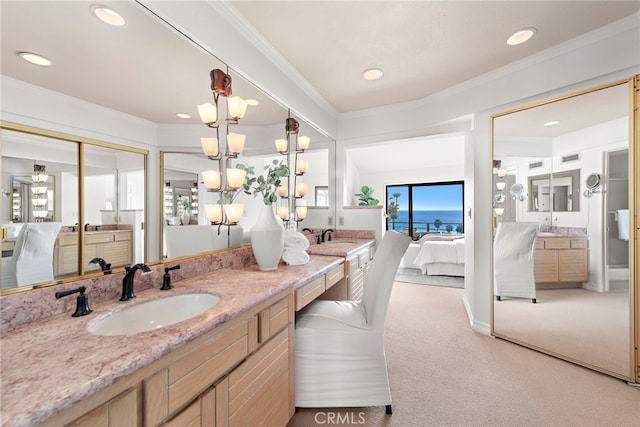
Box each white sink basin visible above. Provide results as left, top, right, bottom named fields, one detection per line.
left=88, top=293, right=220, bottom=336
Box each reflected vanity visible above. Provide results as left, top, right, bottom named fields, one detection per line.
left=492, top=80, right=634, bottom=380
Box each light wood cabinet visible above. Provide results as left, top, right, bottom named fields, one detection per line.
left=294, top=263, right=345, bottom=311
left=346, top=246, right=373, bottom=301
left=54, top=231, right=133, bottom=276
left=534, top=237, right=588, bottom=288
left=66, top=388, right=137, bottom=427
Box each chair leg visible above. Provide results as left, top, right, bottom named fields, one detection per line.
left=496, top=295, right=501, bottom=301
left=532, top=298, right=537, bottom=304
left=386, top=404, right=393, bottom=415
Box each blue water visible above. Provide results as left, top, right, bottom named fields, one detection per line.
left=387, top=210, right=463, bottom=232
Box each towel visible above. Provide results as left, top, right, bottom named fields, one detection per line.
left=616, top=209, right=629, bottom=241
left=282, top=249, right=310, bottom=266
left=284, top=230, right=310, bottom=250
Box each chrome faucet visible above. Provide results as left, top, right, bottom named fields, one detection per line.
left=121, top=263, right=151, bottom=301
left=321, top=228, right=334, bottom=242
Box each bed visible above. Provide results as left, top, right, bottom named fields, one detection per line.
left=401, top=234, right=465, bottom=277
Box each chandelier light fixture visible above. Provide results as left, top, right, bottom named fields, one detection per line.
left=199, top=68, right=251, bottom=231
left=31, top=163, right=49, bottom=221
left=275, top=112, right=310, bottom=227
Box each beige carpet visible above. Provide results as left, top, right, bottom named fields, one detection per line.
left=288, top=282, right=639, bottom=427
left=394, top=268, right=464, bottom=288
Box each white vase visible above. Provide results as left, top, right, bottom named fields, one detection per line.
left=181, top=211, right=191, bottom=225
left=250, top=204, right=285, bottom=271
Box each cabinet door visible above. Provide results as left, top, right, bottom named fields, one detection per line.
left=164, top=386, right=216, bottom=427
left=534, top=250, right=558, bottom=283
left=67, top=388, right=137, bottom=427
left=349, top=267, right=365, bottom=301
left=558, top=250, right=588, bottom=282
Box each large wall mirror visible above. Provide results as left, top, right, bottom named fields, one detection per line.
left=1, top=125, right=147, bottom=292
left=492, top=79, right=635, bottom=380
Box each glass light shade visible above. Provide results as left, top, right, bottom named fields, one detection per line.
left=297, top=135, right=310, bottom=151
left=496, top=182, right=506, bottom=190
left=497, top=169, right=507, bottom=177
left=226, top=168, right=247, bottom=189
left=277, top=206, right=289, bottom=220
left=201, top=137, right=219, bottom=157
left=494, top=208, right=505, bottom=216
left=296, top=159, right=309, bottom=174
left=227, top=133, right=246, bottom=154
left=296, top=182, right=308, bottom=197
left=32, top=198, right=47, bottom=207
left=31, top=186, right=47, bottom=195
left=198, top=103, right=218, bottom=125
left=277, top=185, right=288, bottom=197
left=31, top=173, right=49, bottom=183
left=205, top=204, right=222, bottom=223
left=201, top=170, right=221, bottom=190
left=224, top=204, right=244, bottom=223
left=296, top=206, right=308, bottom=220
left=275, top=138, right=288, bottom=153
left=227, top=96, right=248, bottom=119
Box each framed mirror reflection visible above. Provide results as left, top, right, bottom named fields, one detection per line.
left=492, top=79, right=634, bottom=380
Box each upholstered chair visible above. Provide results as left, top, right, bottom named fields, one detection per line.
left=295, top=230, right=411, bottom=414
left=2, top=222, right=62, bottom=289
left=493, top=221, right=539, bottom=303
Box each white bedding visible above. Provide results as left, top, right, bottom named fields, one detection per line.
left=413, top=238, right=465, bottom=276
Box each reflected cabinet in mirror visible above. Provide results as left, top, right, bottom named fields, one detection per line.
left=1, top=123, right=147, bottom=293
left=492, top=79, right=635, bottom=380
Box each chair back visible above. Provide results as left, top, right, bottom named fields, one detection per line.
left=14, top=222, right=62, bottom=286
left=493, top=222, right=539, bottom=295
left=361, top=230, right=411, bottom=330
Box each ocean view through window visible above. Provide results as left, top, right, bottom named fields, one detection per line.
left=386, top=181, right=464, bottom=239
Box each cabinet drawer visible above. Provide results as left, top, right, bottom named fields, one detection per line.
left=295, top=276, right=325, bottom=311
left=57, top=234, right=78, bottom=246
left=326, top=263, right=345, bottom=290
left=544, top=238, right=570, bottom=249
left=85, top=233, right=114, bottom=244
left=144, top=320, right=249, bottom=424
left=535, top=239, right=545, bottom=249
left=570, top=239, right=587, bottom=249
left=114, top=232, right=132, bottom=241
left=260, top=296, right=290, bottom=342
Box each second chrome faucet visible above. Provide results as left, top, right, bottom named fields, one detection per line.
left=120, top=263, right=151, bottom=301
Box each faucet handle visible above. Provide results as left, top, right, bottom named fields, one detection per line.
left=161, top=265, right=180, bottom=291
left=55, top=286, right=92, bottom=317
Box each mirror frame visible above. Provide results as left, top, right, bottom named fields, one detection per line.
left=1, top=121, right=149, bottom=294
left=490, top=77, right=638, bottom=382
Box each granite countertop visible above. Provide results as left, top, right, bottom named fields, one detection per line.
left=0, top=255, right=343, bottom=427
left=306, top=237, right=375, bottom=257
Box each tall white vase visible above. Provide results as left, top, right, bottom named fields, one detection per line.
left=250, top=204, right=285, bottom=271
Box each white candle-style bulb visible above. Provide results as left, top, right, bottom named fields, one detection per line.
left=206, top=204, right=222, bottom=223
left=275, top=138, right=288, bottom=153
left=201, top=170, right=221, bottom=190
left=198, top=103, right=217, bottom=124
left=224, top=204, right=244, bottom=223
left=497, top=169, right=507, bottom=177
left=200, top=137, right=219, bottom=157
left=296, top=206, right=308, bottom=220
left=227, top=96, right=248, bottom=119
left=227, top=133, right=246, bottom=154
left=277, top=206, right=289, bottom=220
left=296, top=159, right=309, bottom=174
left=496, top=181, right=506, bottom=190
left=296, top=182, right=308, bottom=197
left=494, top=208, right=505, bottom=216
left=297, top=135, right=310, bottom=151
left=277, top=185, right=288, bottom=197
left=226, top=168, right=247, bottom=189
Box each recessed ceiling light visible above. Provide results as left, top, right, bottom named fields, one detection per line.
left=176, top=113, right=191, bottom=119
left=544, top=120, right=560, bottom=127
left=507, top=27, right=537, bottom=46
left=19, top=52, right=51, bottom=66
left=363, top=68, right=383, bottom=81
left=245, top=99, right=259, bottom=106
left=92, top=5, right=126, bottom=27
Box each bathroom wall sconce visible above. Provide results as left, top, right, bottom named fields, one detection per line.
left=295, top=201, right=308, bottom=222
left=494, top=207, right=504, bottom=216
left=497, top=169, right=507, bottom=178
left=496, top=181, right=506, bottom=191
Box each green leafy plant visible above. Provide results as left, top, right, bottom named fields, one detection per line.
left=433, top=218, right=442, bottom=232
left=355, top=185, right=379, bottom=206
left=240, top=159, right=289, bottom=205
left=178, top=196, right=190, bottom=211
left=445, top=224, right=453, bottom=233
left=387, top=193, right=401, bottom=228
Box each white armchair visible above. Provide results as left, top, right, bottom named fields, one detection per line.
left=493, top=221, right=539, bottom=303
left=295, top=230, right=411, bottom=414
left=2, top=222, right=62, bottom=289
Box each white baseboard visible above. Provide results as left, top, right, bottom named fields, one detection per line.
left=462, top=294, right=491, bottom=336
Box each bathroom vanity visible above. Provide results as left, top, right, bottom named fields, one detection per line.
left=0, top=237, right=375, bottom=427
left=534, top=236, right=589, bottom=288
